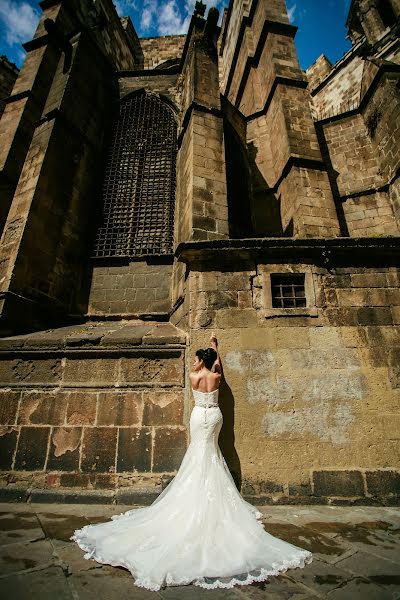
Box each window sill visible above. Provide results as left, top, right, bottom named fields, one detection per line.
left=263, top=307, right=318, bottom=319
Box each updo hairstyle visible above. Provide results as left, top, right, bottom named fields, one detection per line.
left=195, top=348, right=217, bottom=370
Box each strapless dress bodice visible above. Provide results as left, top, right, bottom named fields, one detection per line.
left=192, top=388, right=219, bottom=408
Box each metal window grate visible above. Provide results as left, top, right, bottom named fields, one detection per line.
left=271, top=274, right=306, bottom=308
left=93, top=91, right=177, bottom=258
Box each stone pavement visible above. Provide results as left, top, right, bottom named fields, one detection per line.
left=0, top=503, right=399, bottom=600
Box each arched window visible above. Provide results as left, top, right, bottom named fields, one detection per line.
left=93, top=91, right=177, bottom=257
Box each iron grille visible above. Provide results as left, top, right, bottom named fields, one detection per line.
left=93, top=91, right=177, bottom=258
left=271, top=274, right=306, bottom=308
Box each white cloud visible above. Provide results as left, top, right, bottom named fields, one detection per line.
left=287, top=2, right=296, bottom=23
left=114, top=0, right=229, bottom=36
left=0, top=0, right=39, bottom=46
left=140, top=0, right=158, bottom=31
left=158, top=0, right=187, bottom=35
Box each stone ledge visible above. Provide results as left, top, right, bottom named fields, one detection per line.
left=1, top=486, right=399, bottom=506
left=0, top=321, right=187, bottom=351
left=176, top=236, right=400, bottom=265
left=0, top=486, right=162, bottom=505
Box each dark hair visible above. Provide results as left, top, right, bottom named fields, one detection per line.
left=195, top=348, right=217, bottom=370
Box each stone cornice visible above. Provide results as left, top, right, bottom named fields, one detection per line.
left=246, top=76, right=308, bottom=122
left=234, top=19, right=300, bottom=109
left=175, top=236, right=400, bottom=265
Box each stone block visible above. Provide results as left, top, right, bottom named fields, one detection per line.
left=63, top=358, right=119, bottom=385
left=29, top=489, right=115, bottom=504
left=47, top=427, right=82, bottom=471
left=288, top=482, right=313, bottom=497
left=101, top=325, right=151, bottom=346
left=142, top=324, right=186, bottom=345
left=351, top=273, right=387, bottom=287
left=366, top=470, right=400, bottom=496
left=94, top=473, right=117, bottom=489
left=0, top=390, right=20, bottom=424
left=152, top=427, right=187, bottom=472
left=66, top=392, right=97, bottom=425
left=59, top=473, right=92, bottom=488
left=18, top=392, right=66, bottom=425
left=357, top=307, right=393, bottom=326
left=142, top=391, right=184, bottom=426
left=14, top=426, right=50, bottom=471
left=215, top=308, right=258, bottom=328
left=237, top=291, right=252, bottom=309
left=0, top=427, right=18, bottom=469
left=0, top=358, right=62, bottom=385
left=117, top=427, right=152, bottom=472
left=0, top=487, right=28, bottom=502
left=120, top=354, right=183, bottom=385
left=312, top=470, right=365, bottom=497
left=97, top=392, right=142, bottom=426
left=80, top=428, right=117, bottom=473
left=207, top=291, right=238, bottom=309
left=116, top=489, right=159, bottom=505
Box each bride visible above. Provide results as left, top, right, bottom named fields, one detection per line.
left=71, top=334, right=312, bottom=591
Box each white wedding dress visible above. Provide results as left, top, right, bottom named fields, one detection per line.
left=71, top=389, right=312, bottom=590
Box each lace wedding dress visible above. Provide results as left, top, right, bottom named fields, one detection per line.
left=71, top=388, right=312, bottom=590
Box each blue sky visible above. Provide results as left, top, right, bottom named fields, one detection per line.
left=0, top=0, right=352, bottom=71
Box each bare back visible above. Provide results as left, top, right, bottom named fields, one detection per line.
left=189, top=370, right=221, bottom=393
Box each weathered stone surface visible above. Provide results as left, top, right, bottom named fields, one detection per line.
left=0, top=566, right=74, bottom=599
left=0, top=538, right=54, bottom=575
left=14, top=426, right=50, bottom=471
left=120, top=354, right=183, bottom=385
left=63, top=358, right=119, bottom=385
left=66, top=392, right=97, bottom=425
left=117, top=427, right=152, bottom=473
left=0, top=358, right=62, bottom=385
left=80, top=428, right=117, bottom=473
left=0, top=487, right=29, bottom=502
left=0, top=390, right=20, bottom=424
left=142, top=391, right=184, bottom=426
left=18, top=392, right=66, bottom=425
left=97, top=391, right=142, bottom=426
left=142, top=324, right=186, bottom=345
left=47, top=427, right=82, bottom=471
left=101, top=325, right=151, bottom=346
left=313, top=470, right=365, bottom=497
left=366, top=470, right=400, bottom=497
left=116, top=488, right=159, bottom=505
left=0, top=427, right=18, bottom=469
left=59, top=473, right=92, bottom=488
left=152, top=427, right=187, bottom=472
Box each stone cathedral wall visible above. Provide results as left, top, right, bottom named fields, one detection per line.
left=171, top=242, right=400, bottom=504
left=0, top=0, right=399, bottom=505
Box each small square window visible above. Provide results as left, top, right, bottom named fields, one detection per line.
left=271, top=274, right=306, bottom=309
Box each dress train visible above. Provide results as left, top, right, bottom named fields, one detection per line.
left=71, top=389, right=312, bottom=590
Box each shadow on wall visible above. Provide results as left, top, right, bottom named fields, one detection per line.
left=218, top=377, right=242, bottom=490
left=247, top=141, right=283, bottom=237
left=222, top=95, right=284, bottom=237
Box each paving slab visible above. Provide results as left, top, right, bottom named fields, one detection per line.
left=233, top=576, right=317, bottom=599
left=285, top=557, right=353, bottom=596
left=326, top=577, right=396, bottom=599
left=68, top=567, right=163, bottom=599
left=0, top=511, right=44, bottom=546
left=159, top=585, right=242, bottom=599
left=0, top=504, right=399, bottom=599
left=0, top=538, right=54, bottom=576
left=0, top=565, right=74, bottom=600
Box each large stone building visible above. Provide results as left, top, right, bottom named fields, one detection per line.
left=0, top=0, right=399, bottom=505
